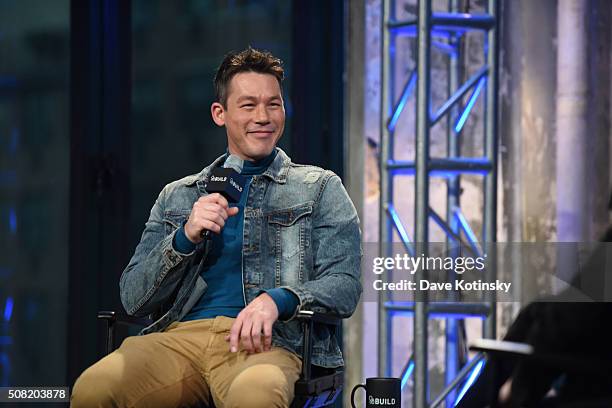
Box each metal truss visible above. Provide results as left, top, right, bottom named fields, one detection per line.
left=378, top=1, right=500, bottom=407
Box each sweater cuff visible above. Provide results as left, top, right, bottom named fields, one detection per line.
left=266, top=288, right=300, bottom=320
left=172, top=223, right=196, bottom=254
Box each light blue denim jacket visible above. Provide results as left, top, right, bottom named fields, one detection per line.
left=119, top=148, right=362, bottom=367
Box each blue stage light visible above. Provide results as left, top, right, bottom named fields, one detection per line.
left=454, top=359, right=485, bottom=406
left=8, top=208, right=17, bottom=234
left=454, top=78, right=485, bottom=134
left=388, top=72, right=417, bottom=132
left=401, top=360, right=414, bottom=390
left=3, top=297, right=13, bottom=322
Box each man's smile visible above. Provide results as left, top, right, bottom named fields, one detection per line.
left=247, top=129, right=275, bottom=137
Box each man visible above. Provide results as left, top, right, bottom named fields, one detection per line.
left=71, top=47, right=362, bottom=408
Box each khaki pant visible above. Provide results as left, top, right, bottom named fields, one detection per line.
left=71, top=316, right=302, bottom=408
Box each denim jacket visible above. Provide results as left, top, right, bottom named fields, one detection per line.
left=119, top=148, right=362, bottom=367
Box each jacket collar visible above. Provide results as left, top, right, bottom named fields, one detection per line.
left=261, top=147, right=290, bottom=184
left=183, top=147, right=291, bottom=189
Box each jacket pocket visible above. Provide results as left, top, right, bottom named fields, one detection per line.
left=266, top=202, right=314, bottom=287
left=267, top=203, right=313, bottom=259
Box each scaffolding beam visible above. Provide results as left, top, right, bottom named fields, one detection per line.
left=378, top=1, right=499, bottom=407
left=413, top=0, right=432, bottom=405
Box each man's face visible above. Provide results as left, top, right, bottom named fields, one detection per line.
left=211, top=72, right=285, bottom=161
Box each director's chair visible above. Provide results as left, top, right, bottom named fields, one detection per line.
left=98, top=310, right=344, bottom=408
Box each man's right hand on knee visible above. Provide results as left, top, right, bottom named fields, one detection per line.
left=227, top=293, right=279, bottom=354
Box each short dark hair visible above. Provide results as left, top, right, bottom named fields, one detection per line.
left=214, top=47, right=284, bottom=107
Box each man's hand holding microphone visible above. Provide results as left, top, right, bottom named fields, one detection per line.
left=184, top=154, right=244, bottom=243
left=183, top=193, right=239, bottom=243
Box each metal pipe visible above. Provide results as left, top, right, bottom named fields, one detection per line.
left=483, top=0, right=499, bottom=339
left=302, top=320, right=312, bottom=381
left=556, top=0, right=589, bottom=243
left=445, top=3, right=462, bottom=400
left=414, top=0, right=432, bottom=405
left=106, top=321, right=115, bottom=355
left=388, top=70, right=417, bottom=132
left=392, top=169, right=490, bottom=177
left=388, top=157, right=493, bottom=172
left=429, top=208, right=480, bottom=258
left=386, top=204, right=416, bottom=256
left=400, top=355, right=415, bottom=390
left=432, top=40, right=458, bottom=55
left=455, top=207, right=485, bottom=258
left=431, top=65, right=489, bottom=126
left=301, top=320, right=312, bottom=381
left=385, top=301, right=491, bottom=317
left=378, top=0, right=393, bottom=378
left=454, top=77, right=486, bottom=133
left=386, top=2, right=398, bottom=376
left=390, top=26, right=461, bottom=40
left=388, top=13, right=496, bottom=31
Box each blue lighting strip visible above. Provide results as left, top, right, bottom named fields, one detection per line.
left=454, top=208, right=483, bottom=258
left=386, top=204, right=415, bottom=256
left=388, top=309, right=487, bottom=320
left=3, top=298, right=13, bottom=322
left=454, top=77, right=485, bottom=134
left=400, top=358, right=415, bottom=390
left=388, top=70, right=417, bottom=133
left=454, top=359, right=485, bottom=406
left=429, top=208, right=460, bottom=243
left=389, top=167, right=491, bottom=178
left=8, top=208, right=17, bottom=234
left=390, top=25, right=460, bottom=40
left=432, top=40, right=457, bottom=56
left=431, top=66, right=489, bottom=126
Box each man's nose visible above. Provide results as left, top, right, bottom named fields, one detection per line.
left=254, top=105, right=270, bottom=124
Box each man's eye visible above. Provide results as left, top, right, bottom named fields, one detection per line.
left=241, top=104, right=255, bottom=108
left=269, top=103, right=281, bottom=107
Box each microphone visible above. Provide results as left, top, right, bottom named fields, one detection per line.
left=201, top=154, right=246, bottom=239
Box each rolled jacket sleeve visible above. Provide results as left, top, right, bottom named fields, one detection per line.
left=266, top=288, right=300, bottom=321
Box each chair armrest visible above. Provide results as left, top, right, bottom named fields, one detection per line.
left=296, top=310, right=342, bottom=382
left=470, top=339, right=606, bottom=373
left=470, top=339, right=534, bottom=356
left=293, top=370, right=343, bottom=400
left=97, top=310, right=152, bottom=355
left=97, top=310, right=152, bottom=327
left=295, top=310, right=341, bottom=326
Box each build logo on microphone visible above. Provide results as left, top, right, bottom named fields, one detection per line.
left=369, top=395, right=396, bottom=406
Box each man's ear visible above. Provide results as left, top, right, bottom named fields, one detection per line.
left=211, top=102, right=225, bottom=126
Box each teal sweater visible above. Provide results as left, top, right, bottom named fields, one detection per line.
left=173, top=150, right=299, bottom=321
